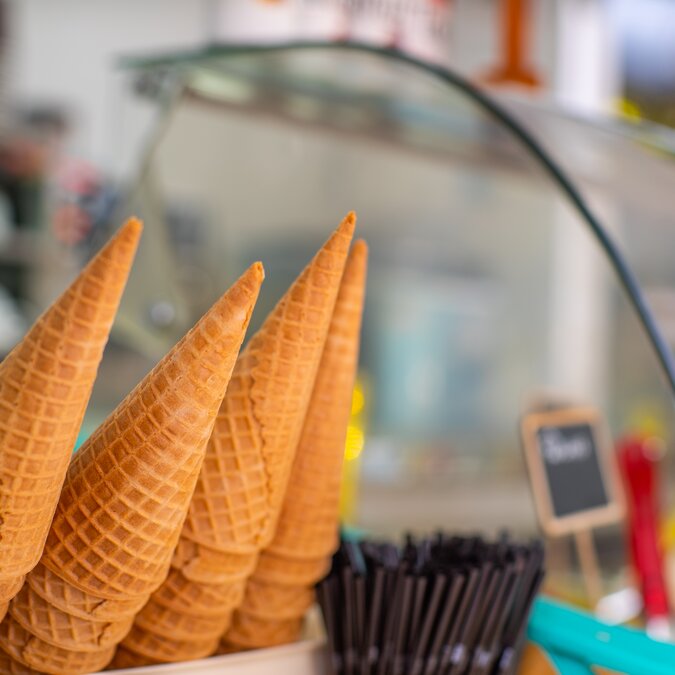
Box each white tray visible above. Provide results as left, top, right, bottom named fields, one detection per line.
left=105, top=640, right=328, bottom=675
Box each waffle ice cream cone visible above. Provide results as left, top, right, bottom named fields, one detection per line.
left=40, top=262, right=264, bottom=599
left=253, top=550, right=330, bottom=586
left=238, top=578, right=315, bottom=620
left=171, top=539, right=257, bottom=585
left=0, top=647, right=40, bottom=674
left=0, top=264, right=264, bottom=675
left=183, top=213, right=356, bottom=552
left=113, top=626, right=219, bottom=666
left=0, top=618, right=115, bottom=675
left=133, top=597, right=231, bottom=641
left=107, top=644, right=147, bottom=670
left=224, top=240, right=368, bottom=652
left=26, top=562, right=147, bottom=622
left=0, top=578, right=27, bottom=622
left=225, top=612, right=303, bottom=650
left=150, top=567, right=245, bottom=617
left=117, top=214, right=356, bottom=667
left=10, top=583, right=134, bottom=652
left=0, top=219, right=141, bottom=603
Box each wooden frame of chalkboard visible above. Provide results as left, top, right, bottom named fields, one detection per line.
left=521, top=407, right=625, bottom=537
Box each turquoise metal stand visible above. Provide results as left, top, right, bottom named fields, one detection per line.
left=528, top=596, right=675, bottom=675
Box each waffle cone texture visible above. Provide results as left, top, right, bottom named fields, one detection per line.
left=224, top=240, right=368, bottom=652
left=0, top=219, right=141, bottom=614
left=114, top=214, right=356, bottom=667
left=0, top=263, right=264, bottom=674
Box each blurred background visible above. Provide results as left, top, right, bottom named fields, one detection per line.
left=2, top=0, right=675, bottom=608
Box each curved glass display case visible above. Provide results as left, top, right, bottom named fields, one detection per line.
left=29, top=43, right=675, bottom=601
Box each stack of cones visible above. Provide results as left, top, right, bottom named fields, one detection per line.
left=0, top=219, right=142, bottom=622
left=223, top=240, right=368, bottom=651
left=114, top=214, right=356, bottom=667
left=0, top=261, right=264, bottom=674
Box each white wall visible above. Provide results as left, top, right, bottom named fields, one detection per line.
left=8, top=0, right=210, bottom=167
left=6, top=0, right=564, bottom=176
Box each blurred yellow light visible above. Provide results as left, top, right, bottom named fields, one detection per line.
left=628, top=405, right=666, bottom=440
left=663, top=516, right=675, bottom=551
left=344, top=424, right=364, bottom=461
left=617, top=97, right=642, bottom=122
left=351, top=385, right=365, bottom=416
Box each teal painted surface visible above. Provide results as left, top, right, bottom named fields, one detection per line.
left=73, top=431, right=89, bottom=452
left=528, top=596, right=675, bottom=675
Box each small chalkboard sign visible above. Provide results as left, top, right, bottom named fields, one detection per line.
left=521, top=407, right=625, bottom=538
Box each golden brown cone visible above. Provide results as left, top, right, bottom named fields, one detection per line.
left=268, top=239, right=367, bottom=560
left=107, top=644, right=152, bottom=669
left=112, top=626, right=219, bottom=667
left=10, top=583, right=134, bottom=652
left=232, top=578, right=314, bottom=620
left=224, top=613, right=303, bottom=650
left=116, top=214, right=356, bottom=668
left=106, top=645, right=143, bottom=670
left=26, top=562, right=147, bottom=622
left=143, top=566, right=244, bottom=617
left=0, top=646, right=42, bottom=674
left=132, top=599, right=231, bottom=641
left=0, top=219, right=141, bottom=595
left=170, top=540, right=256, bottom=584
left=0, top=578, right=26, bottom=622
left=223, top=240, right=367, bottom=652
left=0, top=264, right=264, bottom=675
left=0, top=617, right=115, bottom=675
left=253, top=550, right=329, bottom=586
left=183, top=212, right=356, bottom=552
left=40, top=262, right=264, bottom=600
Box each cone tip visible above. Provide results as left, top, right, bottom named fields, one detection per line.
left=227, top=262, right=264, bottom=315
left=351, top=239, right=368, bottom=257
left=339, top=211, right=357, bottom=237
left=343, top=239, right=368, bottom=286
left=120, top=216, right=144, bottom=240
left=248, top=260, right=265, bottom=282
left=92, top=216, right=142, bottom=270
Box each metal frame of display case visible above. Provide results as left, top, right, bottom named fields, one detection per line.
left=123, top=40, right=675, bottom=399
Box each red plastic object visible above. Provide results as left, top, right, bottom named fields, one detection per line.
left=617, top=436, right=670, bottom=627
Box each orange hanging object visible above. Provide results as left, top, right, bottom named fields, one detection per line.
left=482, top=0, right=541, bottom=89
